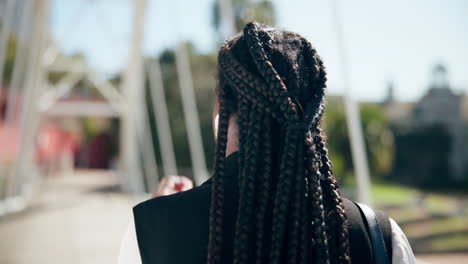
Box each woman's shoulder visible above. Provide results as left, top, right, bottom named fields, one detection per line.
left=341, top=197, right=416, bottom=264
left=132, top=183, right=213, bottom=242
left=389, top=218, right=417, bottom=264
left=342, top=198, right=381, bottom=263
left=133, top=182, right=212, bottom=215
left=131, top=183, right=214, bottom=263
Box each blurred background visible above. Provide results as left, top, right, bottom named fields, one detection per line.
left=0, top=0, right=467, bottom=263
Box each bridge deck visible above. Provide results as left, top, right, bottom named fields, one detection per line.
left=0, top=170, right=142, bottom=264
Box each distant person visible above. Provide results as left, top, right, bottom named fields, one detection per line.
left=119, top=22, right=415, bottom=264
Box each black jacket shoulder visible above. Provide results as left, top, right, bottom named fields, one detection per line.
left=133, top=183, right=212, bottom=264
left=133, top=177, right=239, bottom=264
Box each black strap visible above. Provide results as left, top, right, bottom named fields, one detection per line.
left=355, top=202, right=390, bottom=264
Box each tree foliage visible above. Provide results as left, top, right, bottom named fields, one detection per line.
left=323, top=97, right=394, bottom=181
left=1, top=32, right=18, bottom=86
left=212, top=0, right=276, bottom=38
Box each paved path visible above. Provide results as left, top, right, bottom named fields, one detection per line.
left=0, top=170, right=143, bottom=264
left=417, top=254, right=468, bottom=264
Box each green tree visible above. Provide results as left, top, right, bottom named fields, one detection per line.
left=1, top=33, right=18, bottom=86
left=323, top=97, right=394, bottom=182
left=212, top=0, right=276, bottom=37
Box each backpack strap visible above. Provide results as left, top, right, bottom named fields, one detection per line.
left=354, top=202, right=392, bottom=264
left=374, top=206, right=393, bottom=263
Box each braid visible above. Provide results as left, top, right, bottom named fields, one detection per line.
left=269, top=128, right=299, bottom=264
left=315, top=128, right=351, bottom=264
left=305, top=130, right=331, bottom=264
left=254, top=115, right=273, bottom=264
left=299, top=140, right=311, bottom=264
left=208, top=21, right=351, bottom=264
left=233, top=103, right=261, bottom=263
left=218, top=47, right=285, bottom=123
left=287, top=133, right=306, bottom=264
left=241, top=23, right=306, bottom=264
left=243, top=22, right=299, bottom=122
left=310, top=43, right=351, bottom=263
left=238, top=102, right=255, bottom=191
left=207, top=73, right=230, bottom=264
left=236, top=93, right=249, bottom=190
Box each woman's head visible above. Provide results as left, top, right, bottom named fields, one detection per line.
left=214, top=23, right=325, bottom=122
left=209, top=22, right=350, bottom=264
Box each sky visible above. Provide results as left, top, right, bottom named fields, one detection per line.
left=50, top=0, right=468, bottom=102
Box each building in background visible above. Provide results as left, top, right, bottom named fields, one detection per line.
left=385, top=64, right=468, bottom=186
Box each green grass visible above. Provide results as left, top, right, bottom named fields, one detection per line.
left=424, top=194, right=464, bottom=214
left=403, top=216, right=468, bottom=238
left=341, top=181, right=418, bottom=206
left=429, top=233, right=468, bottom=252
left=362, top=182, right=468, bottom=253
left=371, top=183, right=418, bottom=206
left=384, top=207, right=428, bottom=222
left=342, top=181, right=418, bottom=208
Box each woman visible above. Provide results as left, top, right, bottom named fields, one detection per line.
left=119, top=22, right=415, bottom=264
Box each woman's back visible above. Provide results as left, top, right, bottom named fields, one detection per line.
left=130, top=152, right=412, bottom=264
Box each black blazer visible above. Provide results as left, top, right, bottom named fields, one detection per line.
left=133, top=152, right=392, bottom=264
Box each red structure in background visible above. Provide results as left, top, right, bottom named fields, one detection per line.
left=0, top=91, right=115, bottom=170
left=35, top=124, right=80, bottom=164
left=0, top=118, right=80, bottom=169
left=87, top=131, right=114, bottom=169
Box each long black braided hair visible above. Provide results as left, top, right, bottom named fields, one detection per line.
left=208, top=22, right=351, bottom=264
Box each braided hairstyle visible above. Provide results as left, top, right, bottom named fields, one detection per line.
left=208, top=22, right=351, bottom=264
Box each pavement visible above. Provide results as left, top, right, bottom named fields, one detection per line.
left=0, top=170, right=143, bottom=264
left=416, top=254, right=468, bottom=264
left=0, top=170, right=467, bottom=264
